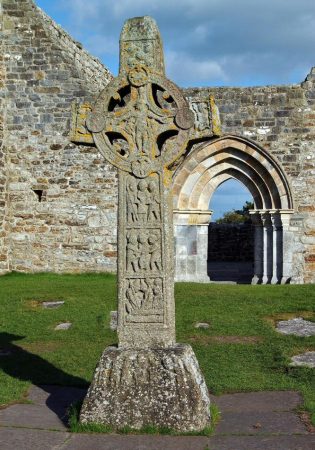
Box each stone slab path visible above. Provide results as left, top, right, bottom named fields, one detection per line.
left=290, top=351, right=315, bottom=368
left=276, top=317, right=315, bottom=337
left=0, top=386, right=314, bottom=450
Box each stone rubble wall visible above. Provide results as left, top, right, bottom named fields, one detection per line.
left=1, top=0, right=117, bottom=273
left=0, top=0, right=314, bottom=282
left=0, top=3, right=8, bottom=272
left=184, top=72, right=315, bottom=283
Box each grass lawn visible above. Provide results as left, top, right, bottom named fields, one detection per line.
left=0, top=273, right=314, bottom=424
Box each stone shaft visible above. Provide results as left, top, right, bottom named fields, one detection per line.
left=118, top=171, right=175, bottom=348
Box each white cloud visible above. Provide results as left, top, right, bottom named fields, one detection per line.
left=166, top=50, right=227, bottom=86
left=36, top=0, right=315, bottom=86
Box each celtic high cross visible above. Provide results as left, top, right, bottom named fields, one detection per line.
left=80, top=17, right=211, bottom=431
left=87, top=17, right=194, bottom=348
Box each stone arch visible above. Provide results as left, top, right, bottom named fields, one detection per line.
left=172, top=135, right=294, bottom=284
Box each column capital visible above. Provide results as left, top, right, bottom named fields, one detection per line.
left=249, top=210, right=262, bottom=226
left=260, top=211, right=272, bottom=227
left=270, top=210, right=282, bottom=229
left=173, top=209, right=213, bottom=225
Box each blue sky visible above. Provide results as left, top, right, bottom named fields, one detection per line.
left=35, top=0, right=314, bottom=218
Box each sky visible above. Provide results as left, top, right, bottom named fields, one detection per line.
left=35, top=0, right=315, bottom=219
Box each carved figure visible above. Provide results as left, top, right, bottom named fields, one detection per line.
left=144, top=278, right=155, bottom=309
left=125, top=278, right=163, bottom=315
left=125, top=279, right=142, bottom=312
left=127, top=177, right=138, bottom=223
left=126, top=230, right=139, bottom=272
left=147, top=179, right=160, bottom=222
left=152, top=278, right=163, bottom=309
left=136, top=179, right=149, bottom=223
left=138, top=234, right=150, bottom=270
left=148, top=233, right=161, bottom=271
left=139, top=279, right=150, bottom=309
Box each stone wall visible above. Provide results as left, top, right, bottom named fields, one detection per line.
left=208, top=223, right=254, bottom=262
left=1, top=0, right=117, bottom=273
left=0, top=3, right=7, bottom=271
left=184, top=72, right=315, bottom=283
left=1, top=0, right=314, bottom=282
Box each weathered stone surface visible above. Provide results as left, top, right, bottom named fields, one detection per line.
left=195, top=322, right=210, bottom=329
left=0, top=428, right=70, bottom=450
left=184, top=79, right=315, bottom=284
left=54, top=322, right=72, bottom=330
left=1, top=386, right=314, bottom=449
left=80, top=344, right=210, bottom=431
left=0, top=1, right=315, bottom=284
left=290, top=351, right=315, bottom=368
left=1, top=0, right=115, bottom=275
left=42, top=301, right=64, bottom=309
left=276, top=317, right=315, bottom=337
left=80, top=16, right=211, bottom=431
left=85, top=16, right=200, bottom=349
left=211, top=390, right=303, bottom=412
left=109, top=310, right=118, bottom=331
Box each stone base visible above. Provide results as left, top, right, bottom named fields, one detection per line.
left=79, top=344, right=210, bottom=431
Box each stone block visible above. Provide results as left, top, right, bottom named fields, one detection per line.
left=80, top=344, right=210, bottom=431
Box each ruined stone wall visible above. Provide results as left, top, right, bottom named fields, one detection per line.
left=184, top=72, right=315, bottom=283
left=0, top=1, right=8, bottom=272
left=1, top=0, right=314, bottom=282
left=1, top=0, right=118, bottom=273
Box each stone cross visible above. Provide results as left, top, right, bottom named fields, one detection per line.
left=80, top=16, right=211, bottom=431
left=87, top=17, right=194, bottom=349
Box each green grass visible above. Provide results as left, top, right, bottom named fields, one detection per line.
left=0, top=273, right=314, bottom=425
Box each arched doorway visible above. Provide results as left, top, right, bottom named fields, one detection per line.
left=208, top=179, right=254, bottom=283
left=172, top=136, right=294, bottom=284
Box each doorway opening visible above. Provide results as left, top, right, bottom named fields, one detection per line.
left=208, top=179, right=254, bottom=283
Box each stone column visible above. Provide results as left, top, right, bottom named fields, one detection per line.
left=250, top=210, right=263, bottom=284
left=280, top=210, right=294, bottom=284
left=174, top=209, right=212, bottom=282
left=270, top=210, right=282, bottom=284
left=261, top=211, right=273, bottom=284
left=79, top=16, right=211, bottom=432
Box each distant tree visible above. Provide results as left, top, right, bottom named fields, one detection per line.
left=216, top=201, right=254, bottom=224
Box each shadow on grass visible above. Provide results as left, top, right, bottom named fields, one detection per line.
left=0, top=332, right=87, bottom=426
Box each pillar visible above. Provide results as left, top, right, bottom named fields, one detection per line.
left=280, top=210, right=294, bottom=284
left=174, top=209, right=212, bottom=282
left=270, top=211, right=282, bottom=284
left=261, top=211, right=273, bottom=284
left=250, top=211, right=263, bottom=284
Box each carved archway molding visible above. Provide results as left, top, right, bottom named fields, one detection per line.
left=172, top=135, right=295, bottom=284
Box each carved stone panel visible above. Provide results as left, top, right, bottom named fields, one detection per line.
left=125, top=277, right=164, bottom=323
left=70, top=102, right=94, bottom=144
left=126, top=175, right=161, bottom=225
